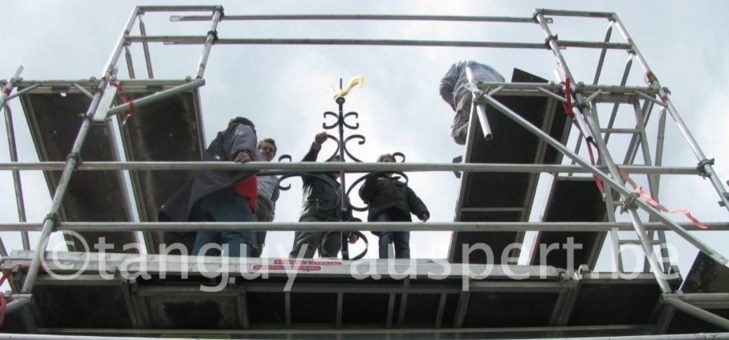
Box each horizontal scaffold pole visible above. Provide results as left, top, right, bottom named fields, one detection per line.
left=13, top=80, right=658, bottom=99
left=535, top=9, right=616, bottom=18
left=0, top=222, right=726, bottom=233
left=0, top=161, right=703, bottom=175
left=138, top=5, right=222, bottom=12
left=105, top=78, right=205, bottom=118
left=170, top=14, right=548, bottom=23
left=125, top=36, right=632, bottom=50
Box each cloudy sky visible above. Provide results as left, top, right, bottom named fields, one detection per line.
left=0, top=1, right=727, bottom=275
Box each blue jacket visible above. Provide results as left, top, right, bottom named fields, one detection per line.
left=439, top=60, right=505, bottom=112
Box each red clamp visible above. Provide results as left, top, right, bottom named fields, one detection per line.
left=109, top=80, right=136, bottom=122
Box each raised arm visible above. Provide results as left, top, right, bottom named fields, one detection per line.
left=302, top=131, right=328, bottom=162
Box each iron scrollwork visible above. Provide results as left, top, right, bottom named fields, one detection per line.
left=271, top=80, right=407, bottom=260
left=316, top=87, right=406, bottom=260
left=275, top=154, right=293, bottom=191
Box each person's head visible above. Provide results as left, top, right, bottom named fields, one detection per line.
left=377, top=153, right=396, bottom=177
left=257, top=138, right=277, bottom=162
left=377, top=153, right=396, bottom=163
left=326, top=154, right=342, bottom=179
left=229, top=116, right=256, bottom=134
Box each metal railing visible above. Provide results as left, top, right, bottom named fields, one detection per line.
left=1, top=5, right=728, bottom=334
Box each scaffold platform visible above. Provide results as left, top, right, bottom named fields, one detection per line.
left=1, top=5, right=729, bottom=339
left=19, top=81, right=138, bottom=254
left=18, top=80, right=206, bottom=255
left=0, top=251, right=681, bottom=338
left=116, top=80, right=205, bottom=255
left=449, top=69, right=569, bottom=264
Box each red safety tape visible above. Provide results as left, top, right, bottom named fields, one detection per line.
left=109, top=80, right=136, bottom=122
left=0, top=268, right=12, bottom=328
left=0, top=269, right=11, bottom=287
left=619, top=169, right=707, bottom=229
left=563, top=78, right=605, bottom=194
left=585, top=140, right=605, bottom=194
left=562, top=78, right=574, bottom=118
left=0, top=293, right=5, bottom=329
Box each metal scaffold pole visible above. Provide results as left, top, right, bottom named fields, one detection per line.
left=480, top=89, right=725, bottom=266
left=0, top=220, right=726, bottom=233
left=534, top=11, right=673, bottom=293
left=610, top=14, right=729, bottom=212
left=1, top=66, right=30, bottom=255
left=4, top=102, right=30, bottom=252
left=0, top=160, right=710, bottom=174
left=532, top=9, right=729, bottom=329
left=194, top=6, right=223, bottom=79
left=7, top=7, right=143, bottom=314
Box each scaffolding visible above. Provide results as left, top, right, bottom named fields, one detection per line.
left=1, top=5, right=729, bottom=339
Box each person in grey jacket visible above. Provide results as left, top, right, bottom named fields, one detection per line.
left=439, top=60, right=505, bottom=145
left=159, top=116, right=260, bottom=257
left=359, top=153, right=429, bottom=259
left=289, top=132, right=358, bottom=258
left=251, top=138, right=280, bottom=257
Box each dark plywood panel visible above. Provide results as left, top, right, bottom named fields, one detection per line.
left=451, top=68, right=568, bottom=264
left=19, top=84, right=136, bottom=253
left=118, top=83, right=204, bottom=254
left=668, top=252, right=729, bottom=334
left=530, top=177, right=607, bottom=270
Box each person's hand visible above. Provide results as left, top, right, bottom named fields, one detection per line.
left=419, top=213, right=430, bottom=222
left=234, top=151, right=251, bottom=163
left=314, top=132, right=328, bottom=144
left=347, top=232, right=359, bottom=244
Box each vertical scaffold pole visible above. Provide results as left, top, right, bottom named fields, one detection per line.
left=4, top=104, right=30, bottom=251
left=611, top=14, right=729, bottom=211
left=195, top=6, right=224, bottom=79
left=139, top=13, right=155, bottom=79
left=11, top=7, right=142, bottom=311
left=1, top=66, right=30, bottom=252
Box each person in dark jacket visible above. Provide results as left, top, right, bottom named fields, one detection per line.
left=289, top=132, right=358, bottom=258
left=359, top=153, right=429, bottom=259
left=440, top=60, right=505, bottom=145
left=159, top=117, right=260, bottom=257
